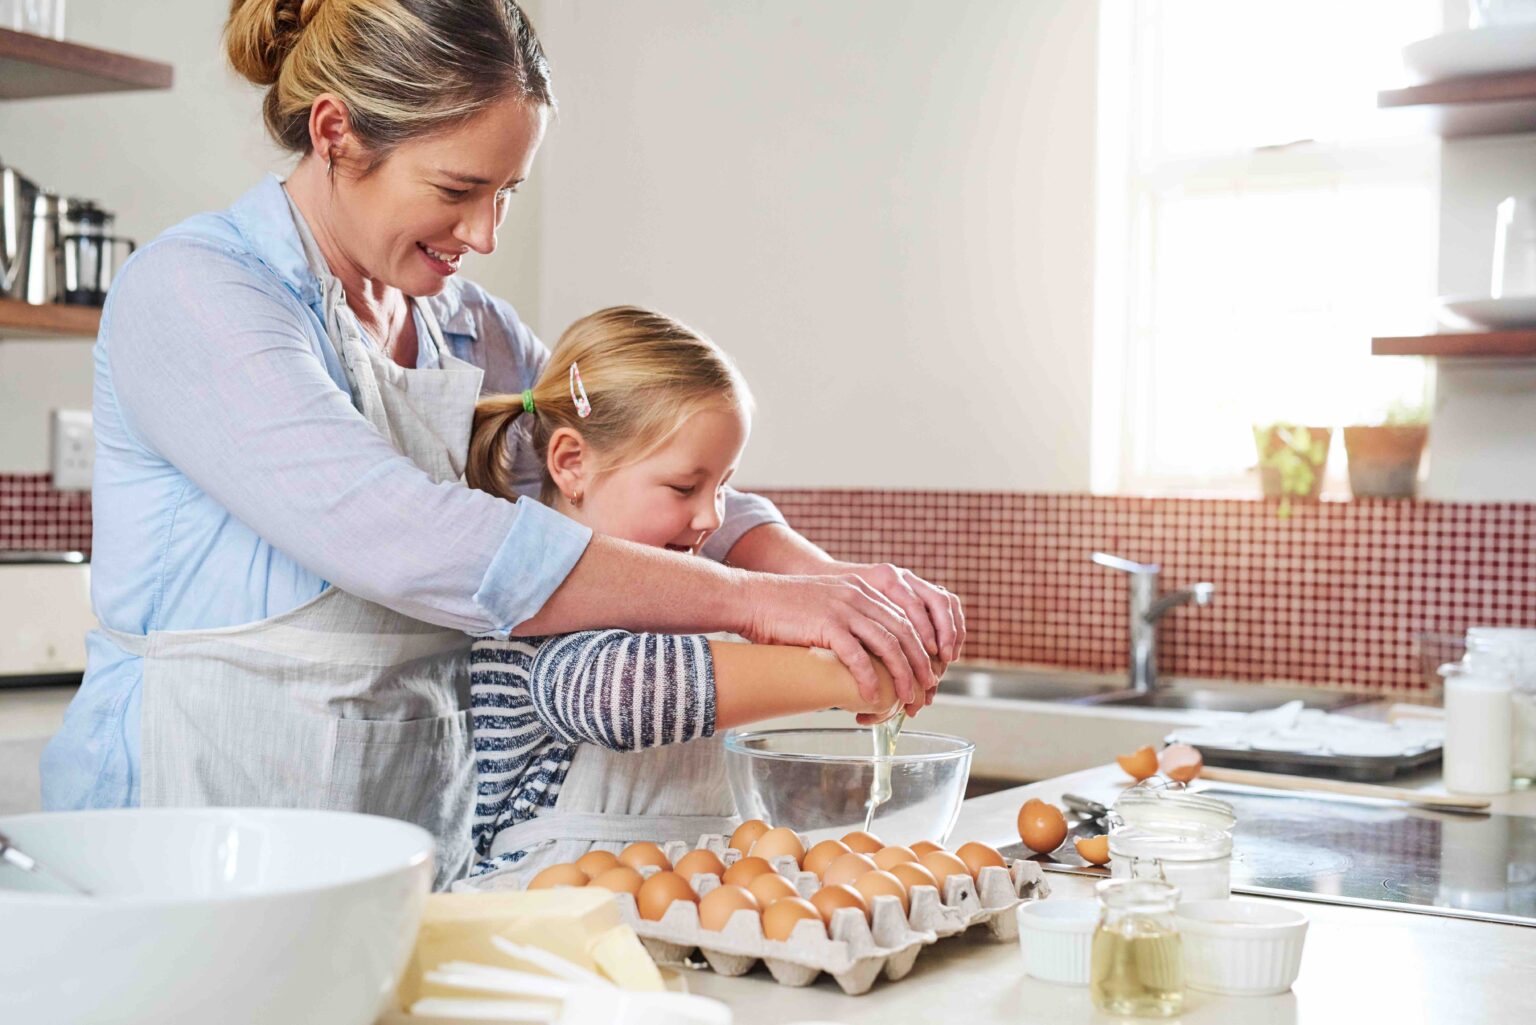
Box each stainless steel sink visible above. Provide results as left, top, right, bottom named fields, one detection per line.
left=942, top=665, right=1371, bottom=713
left=1087, top=681, right=1369, bottom=713
left=942, top=665, right=1125, bottom=704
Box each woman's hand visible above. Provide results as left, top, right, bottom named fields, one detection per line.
left=824, top=562, right=966, bottom=672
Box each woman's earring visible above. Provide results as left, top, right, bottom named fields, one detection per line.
left=571, top=492, right=584, bottom=509
left=325, top=153, right=334, bottom=176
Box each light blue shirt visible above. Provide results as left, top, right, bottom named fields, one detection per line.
left=41, top=175, right=784, bottom=811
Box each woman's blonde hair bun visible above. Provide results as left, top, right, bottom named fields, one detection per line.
left=225, top=0, right=317, bottom=88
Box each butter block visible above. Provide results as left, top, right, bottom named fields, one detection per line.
left=589, top=924, right=665, bottom=992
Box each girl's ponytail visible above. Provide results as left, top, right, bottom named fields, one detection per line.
left=466, top=394, right=527, bottom=498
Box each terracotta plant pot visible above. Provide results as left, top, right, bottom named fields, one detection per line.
left=1344, top=425, right=1428, bottom=500
left=1254, top=425, right=1332, bottom=504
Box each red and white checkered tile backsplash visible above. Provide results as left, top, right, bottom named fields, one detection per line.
left=6, top=472, right=1533, bottom=693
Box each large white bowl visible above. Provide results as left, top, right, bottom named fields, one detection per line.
left=0, top=808, right=433, bottom=1025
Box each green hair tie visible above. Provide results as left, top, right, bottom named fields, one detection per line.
left=521, top=389, right=536, bottom=414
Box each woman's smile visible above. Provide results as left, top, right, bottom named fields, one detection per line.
left=416, top=242, right=464, bottom=276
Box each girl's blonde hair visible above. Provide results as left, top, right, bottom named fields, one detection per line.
left=468, top=307, right=751, bottom=504
left=225, top=0, right=553, bottom=166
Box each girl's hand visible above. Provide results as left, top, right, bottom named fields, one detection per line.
left=738, top=573, right=938, bottom=710
left=854, top=655, right=947, bottom=723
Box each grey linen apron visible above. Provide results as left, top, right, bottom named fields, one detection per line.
left=101, top=193, right=485, bottom=889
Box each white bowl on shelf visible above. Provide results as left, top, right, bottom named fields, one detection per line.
left=1437, top=295, right=1536, bottom=331
left=1016, top=898, right=1099, bottom=986
left=1176, top=899, right=1309, bottom=996
left=1402, top=23, right=1536, bottom=82
left=0, top=807, right=433, bottom=1025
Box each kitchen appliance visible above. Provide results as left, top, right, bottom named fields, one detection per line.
left=57, top=198, right=133, bottom=306
left=0, top=551, right=93, bottom=686
left=0, top=158, right=41, bottom=299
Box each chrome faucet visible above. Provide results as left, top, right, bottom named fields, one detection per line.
left=1091, top=552, right=1214, bottom=694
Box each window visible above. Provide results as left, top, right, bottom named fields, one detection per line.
left=1092, top=0, right=1444, bottom=495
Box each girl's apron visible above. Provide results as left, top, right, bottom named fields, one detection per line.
left=464, top=734, right=740, bottom=889
left=100, top=193, right=485, bottom=889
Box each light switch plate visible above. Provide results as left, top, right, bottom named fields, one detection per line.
left=50, top=409, right=94, bottom=491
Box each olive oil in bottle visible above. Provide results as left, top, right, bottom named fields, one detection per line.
left=1090, top=879, right=1185, bottom=1018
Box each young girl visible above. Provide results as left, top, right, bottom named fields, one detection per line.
left=461, top=306, right=904, bottom=885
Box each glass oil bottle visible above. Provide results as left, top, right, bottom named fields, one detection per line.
left=1090, top=878, right=1185, bottom=1018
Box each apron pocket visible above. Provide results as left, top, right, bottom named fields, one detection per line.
left=327, top=710, right=474, bottom=887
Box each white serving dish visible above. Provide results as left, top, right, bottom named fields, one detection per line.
left=1437, top=295, right=1536, bottom=331
left=1402, top=24, right=1536, bottom=82
left=1176, top=899, right=1309, bottom=996
left=1015, top=898, right=1098, bottom=986
left=0, top=808, right=433, bottom=1025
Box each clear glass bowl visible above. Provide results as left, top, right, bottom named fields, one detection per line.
left=723, top=728, right=974, bottom=847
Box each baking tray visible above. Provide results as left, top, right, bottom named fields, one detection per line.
left=1170, top=736, right=1442, bottom=782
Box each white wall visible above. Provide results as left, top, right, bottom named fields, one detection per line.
left=533, top=0, right=1099, bottom=491
left=1427, top=133, right=1536, bottom=501
left=0, top=0, right=545, bottom=474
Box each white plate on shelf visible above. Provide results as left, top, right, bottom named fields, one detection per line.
left=1402, top=24, right=1536, bottom=82
left=1437, top=294, right=1536, bottom=330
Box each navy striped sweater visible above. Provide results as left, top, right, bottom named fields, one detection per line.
left=468, top=630, right=716, bottom=875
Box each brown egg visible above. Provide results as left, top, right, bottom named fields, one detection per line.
left=587, top=865, right=645, bottom=895
left=955, top=841, right=1006, bottom=879
left=918, top=850, right=972, bottom=886
left=1016, top=800, right=1069, bottom=854
left=802, top=839, right=851, bottom=878
left=749, top=827, right=806, bottom=866
left=853, top=869, right=910, bottom=914
left=841, top=830, right=884, bottom=854
left=574, top=850, right=621, bottom=879
left=822, top=851, right=879, bottom=888
left=721, top=856, right=775, bottom=888
left=889, top=860, right=940, bottom=893
left=1159, top=743, right=1205, bottom=783
left=673, top=848, right=727, bottom=880
left=1074, top=835, right=1111, bottom=866
left=635, top=871, right=698, bottom=922
left=528, top=863, right=589, bottom=889
left=1116, top=745, right=1159, bottom=782
left=872, top=845, right=918, bottom=871
left=618, top=841, right=671, bottom=871
left=909, top=840, right=944, bottom=857
left=761, top=896, right=824, bottom=941
left=809, top=882, right=870, bottom=924
left=728, top=819, right=771, bottom=853
left=747, top=871, right=799, bottom=906
left=698, top=884, right=760, bottom=932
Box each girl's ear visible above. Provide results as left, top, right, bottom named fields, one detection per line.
left=546, top=427, right=589, bottom=503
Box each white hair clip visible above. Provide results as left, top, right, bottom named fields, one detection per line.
left=569, top=361, right=592, bottom=419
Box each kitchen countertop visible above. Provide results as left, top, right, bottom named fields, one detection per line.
left=686, top=766, right=1536, bottom=1025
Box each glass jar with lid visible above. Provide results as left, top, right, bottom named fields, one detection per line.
left=1091, top=878, right=1185, bottom=1018
left=1109, top=786, right=1236, bottom=901
left=1459, top=628, right=1536, bottom=785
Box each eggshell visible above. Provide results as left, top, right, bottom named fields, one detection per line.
left=1159, top=742, right=1205, bottom=783
left=750, top=827, right=806, bottom=867
left=909, top=840, right=944, bottom=856
left=810, top=882, right=870, bottom=924
left=721, top=856, right=775, bottom=888
left=872, top=845, right=918, bottom=871
left=1016, top=799, right=1069, bottom=854
left=747, top=871, right=799, bottom=907
left=821, top=851, right=879, bottom=888
left=618, top=841, right=671, bottom=871
left=841, top=830, right=884, bottom=854
left=889, top=860, right=940, bottom=893
left=673, top=848, right=727, bottom=880
left=528, top=863, right=589, bottom=890
left=698, top=884, right=760, bottom=932
left=587, top=865, right=645, bottom=895
left=1116, top=745, right=1159, bottom=781
left=762, top=896, right=824, bottom=941
left=1074, top=834, right=1111, bottom=866
left=729, top=819, right=772, bottom=853
left=918, top=849, right=971, bottom=884
left=954, top=841, right=1005, bottom=879
left=853, top=869, right=910, bottom=914
left=802, top=838, right=851, bottom=878
left=574, top=850, right=621, bottom=880
left=636, top=871, right=698, bottom=922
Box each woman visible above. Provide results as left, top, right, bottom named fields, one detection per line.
left=41, top=0, right=963, bottom=887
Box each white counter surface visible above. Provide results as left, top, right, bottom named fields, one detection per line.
left=688, top=766, right=1536, bottom=1025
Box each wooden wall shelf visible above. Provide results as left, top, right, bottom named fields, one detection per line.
left=0, top=298, right=100, bottom=339
left=0, top=26, right=172, bottom=100
left=1373, top=330, right=1536, bottom=357
left=1377, top=69, right=1536, bottom=138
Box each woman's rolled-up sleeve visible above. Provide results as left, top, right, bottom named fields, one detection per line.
left=105, top=238, right=591, bottom=635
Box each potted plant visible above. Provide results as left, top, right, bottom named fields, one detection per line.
left=1344, top=402, right=1429, bottom=500
left=1253, top=423, right=1331, bottom=517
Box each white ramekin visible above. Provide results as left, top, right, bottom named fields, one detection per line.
left=1176, top=899, right=1309, bottom=996
left=1016, top=898, right=1099, bottom=986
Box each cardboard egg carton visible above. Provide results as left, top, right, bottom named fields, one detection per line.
left=515, top=833, right=1050, bottom=995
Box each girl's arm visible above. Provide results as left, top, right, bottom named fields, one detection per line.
left=709, top=641, right=900, bottom=729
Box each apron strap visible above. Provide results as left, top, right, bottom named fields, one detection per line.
left=489, top=811, right=740, bottom=851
